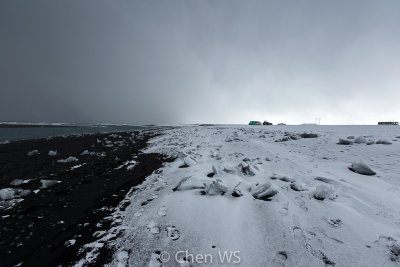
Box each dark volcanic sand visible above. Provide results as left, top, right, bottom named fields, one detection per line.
left=0, top=130, right=170, bottom=267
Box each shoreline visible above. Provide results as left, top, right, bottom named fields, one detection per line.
left=0, top=129, right=170, bottom=267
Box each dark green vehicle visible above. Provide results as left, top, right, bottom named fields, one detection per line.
left=249, top=121, right=262, bottom=125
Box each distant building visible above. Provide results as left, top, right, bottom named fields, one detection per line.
left=249, top=121, right=262, bottom=125
left=378, top=121, right=399, bottom=125
left=277, top=123, right=286, bottom=125
left=263, top=121, right=273, bottom=125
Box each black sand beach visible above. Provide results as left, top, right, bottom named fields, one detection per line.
left=0, top=130, right=170, bottom=267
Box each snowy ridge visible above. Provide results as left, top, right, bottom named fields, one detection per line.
left=87, top=125, right=399, bottom=266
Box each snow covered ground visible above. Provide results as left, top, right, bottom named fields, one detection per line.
left=81, top=125, right=400, bottom=266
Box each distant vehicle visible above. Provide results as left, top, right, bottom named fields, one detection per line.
left=378, top=121, right=398, bottom=125
left=263, top=121, right=273, bottom=125
left=249, top=121, right=262, bottom=125
left=277, top=123, right=286, bottom=125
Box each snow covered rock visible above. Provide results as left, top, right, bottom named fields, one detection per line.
left=300, top=133, right=318, bottom=138
left=57, top=156, right=79, bottom=163
left=179, top=156, right=197, bottom=168
left=225, top=132, right=240, bottom=142
left=290, top=182, right=307, bottom=191
left=251, top=182, right=279, bottom=201
left=202, top=179, right=228, bottom=195
left=238, top=161, right=255, bottom=176
left=338, top=138, right=353, bottom=145
left=40, top=179, right=60, bottom=188
left=27, top=150, right=39, bottom=156
left=354, top=136, right=366, bottom=144
left=349, top=162, right=376, bottom=176
left=313, top=185, right=336, bottom=200
left=207, top=165, right=218, bottom=177
left=172, top=177, right=204, bottom=192
left=376, top=139, right=392, bottom=145
left=0, top=188, right=31, bottom=200
left=232, top=182, right=244, bottom=197
left=271, top=175, right=291, bottom=182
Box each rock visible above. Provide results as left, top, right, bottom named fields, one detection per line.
left=349, top=162, right=376, bottom=175
left=347, top=136, right=355, bottom=139
left=338, top=138, right=353, bottom=145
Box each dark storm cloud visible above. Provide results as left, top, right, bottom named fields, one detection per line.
left=1, top=0, right=399, bottom=124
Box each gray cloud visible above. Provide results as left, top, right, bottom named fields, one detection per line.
left=1, top=0, right=399, bottom=125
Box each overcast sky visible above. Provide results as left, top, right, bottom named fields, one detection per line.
left=1, top=0, right=399, bottom=125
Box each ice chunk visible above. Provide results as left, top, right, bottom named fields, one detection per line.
left=64, top=239, right=76, bottom=247
left=27, top=150, right=39, bottom=156
left=57, top=156, right=79, bottom=163
left=40, top=180, right=60, bottom=188
left=48, top=150, right=57, bottom=156
left=10, top=179, right=29, bottom=186
left=80, top=150, right=90, bottom=155
left=0, top=188, right=31, bottom=200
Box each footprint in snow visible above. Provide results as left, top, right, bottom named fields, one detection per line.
left=147, top=220, right=160, bottom=234
left=166, top=225, right=180, bottom=240
left=157, top=206, right=167, bottom=217
left=270, top=251, right=288, bottom=267
left=149, top=251, right=162, bottom=267
left=134, top=208, right=144, bottom=217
